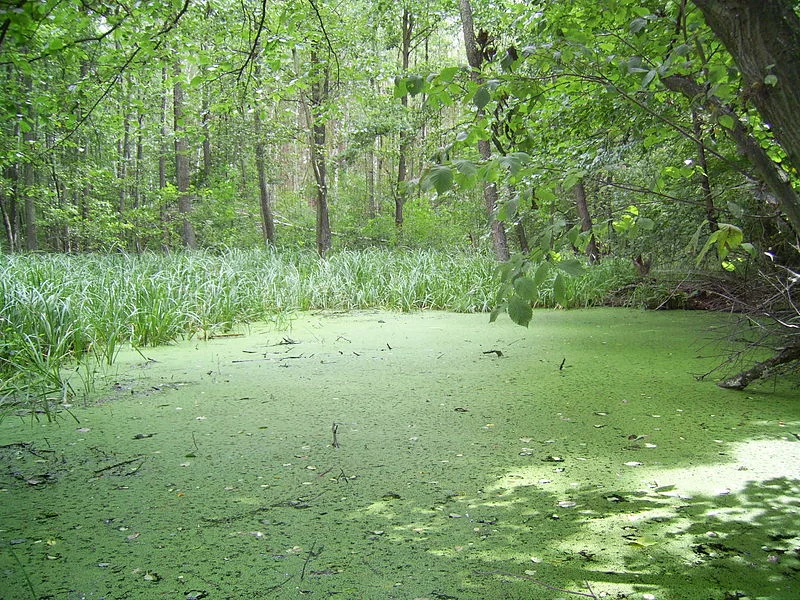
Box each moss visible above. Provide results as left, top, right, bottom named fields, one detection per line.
left=1, top=309, right=798, bottom=599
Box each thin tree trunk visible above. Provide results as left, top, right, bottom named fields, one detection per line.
left=574, top=180, right=599, bottom=262
left=459, top=0, right=509, bottom=261
left=254, top=109, right=275, bottom=246
left=396, top=8, right=413, bottom=229
left=118, top=107, right=130, bottom=214
left=201, top=89, right=212, bottom=185
left=692, top=110, right=718, bottom=231
left=173, top=61, right=196, bottom=249
left=366, top=149, right=376, bottom=219
left=21, top=65, right=37, bottom=251
left=310, top=50, right=331, bottom=257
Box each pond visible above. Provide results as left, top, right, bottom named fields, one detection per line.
left=1, top=309, right=798, bottom=599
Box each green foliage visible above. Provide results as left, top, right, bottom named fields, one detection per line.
left=491, top=251, right=592, bottom=326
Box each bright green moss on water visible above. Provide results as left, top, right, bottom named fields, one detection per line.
left=1, top=309, right=798, bottom=599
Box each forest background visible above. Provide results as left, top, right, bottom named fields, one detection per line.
left=1, top=0, right=800, bottom=401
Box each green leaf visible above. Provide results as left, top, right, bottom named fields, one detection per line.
left=718, top=114, right=735, bottom=130
left=473, top=85, right=491, bottom=110
left=423, top=165, right=454, bottom=194
left=533, top=261, right=550, bottom=287
left=438, top=66, right=460, bottom=83
left=555, top=259, right=585, bottom=277
left=498, top=152, right=529, bottom=176
left=489, top=304, right=504, bottom=323
left=553, top=273, right=568, bottom=307
left=641, top=69, right=657, bottom=89
left=507, top=295, right=532, bottom=327
left=629, top=17, right=647, bottom=34
left=536, top=188, right=557, bottom=204
left=453, top=159, right=477, bottom=178
left=764, top=73, right=778, bottom=86
left=406, top=74, right=425, bottom=96
left=393, top=77, right=407, bottom=98
left=513, top=276, right=539, bottom=301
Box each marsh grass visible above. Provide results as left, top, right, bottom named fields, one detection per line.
left=0, top=248, right=637, bottom=413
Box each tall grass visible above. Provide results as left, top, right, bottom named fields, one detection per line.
left=0, top=248, right=636, bottom=415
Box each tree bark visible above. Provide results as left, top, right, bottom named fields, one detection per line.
left=254, top=109, right=275, bottom=246
left=21, top=66, right=37, bottom=251
left=309, top=50, right=331, bottom=257
left=691, top=0, right=800, bottom=174
left=173, top=62, right=197, bottom=249
left=662, top=73, right=800, bottom=234
left=574, top=180, right=599, bottom=262
left=459, top=0, right=509, bottom=261
left=718, top=344, right=800, bottom=389
left=691, top=110, right=718, bottom=231
left=396, top=8, right=413, bottom=230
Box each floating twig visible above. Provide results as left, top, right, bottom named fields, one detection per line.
left=331, top=422, right=340, bottom=448
left=94, top=456, right=145, bottom=476
left=300, top=541, right=323, bottom=581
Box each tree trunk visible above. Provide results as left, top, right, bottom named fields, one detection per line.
left=692, top=110, right=718, bottom=231
left=21, top=66, right=37, bottom=251
left=118, top=105, right=130, bottom=214
left=692, top=0, right=800, bottom=175
left=254, top=109, right=275, bottom=246
left=574, top=180, right=599, bottom=262
left=718, top=344, right=800, bottom=389
left=173, top=62, right=197, bottom=249
left=366, top=149, right=376, bottom=219
left=396, top=8, right=413, bottom=230
left=310, top=50, right=331, bottom=257
left=459, top=0, right=509, bottom=261
left=201, top=90, right=212, bottom=185
left=662, top=74, right=800, bottom=234
left=159, top=66, right=168, bottom=191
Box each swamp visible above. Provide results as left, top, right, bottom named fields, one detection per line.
left=1, top=308, right=799, bottom=599
left=4, top=1, right=800, bottom=598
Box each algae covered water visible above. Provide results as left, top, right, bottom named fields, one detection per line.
left=1, top=309, right=798, bottom=599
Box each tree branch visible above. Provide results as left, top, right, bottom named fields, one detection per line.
left=661, top=73, right=800, bottom=234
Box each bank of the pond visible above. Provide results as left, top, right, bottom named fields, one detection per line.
left=1, top=309, right=798, bottom=600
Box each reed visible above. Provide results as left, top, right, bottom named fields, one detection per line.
left=0, top=248, right=634, bottom=414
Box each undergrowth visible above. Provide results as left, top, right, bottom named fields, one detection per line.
left=0, top=248, right=642, bottom=414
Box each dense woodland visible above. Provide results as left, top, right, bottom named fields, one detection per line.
left=1, top=1, right=800, bottom=396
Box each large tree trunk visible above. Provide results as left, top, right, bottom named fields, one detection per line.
left=692, top=0, right=800, bottom=173
left=459, top=0, right=509, bottom=261
left=689, top=0, right=800, bottom=234
left=173, top=62, right=197, bottom=249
